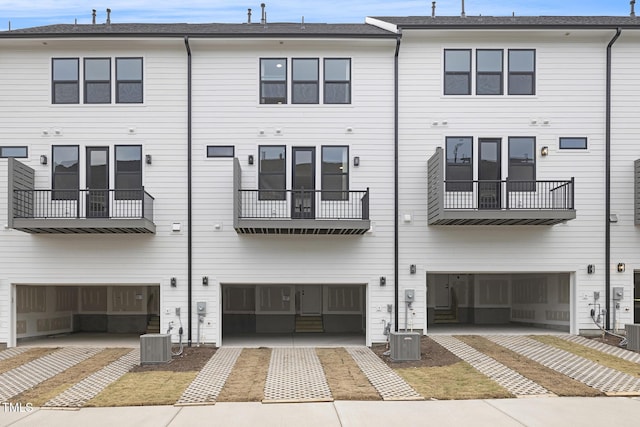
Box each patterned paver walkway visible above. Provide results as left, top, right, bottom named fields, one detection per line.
left=430, top=335, right=553, bottom=397
left=176, top=347, right=242, bottom=405
left=0, top=347, right=29, bottom=362
left=0, top=347, right=101, bottom=402
left=346, top=346, right=423, bottom=401
left=487, top=335, right=640, bottom=395
left=558, top=335, right=640, bottom=363
left=263, top=348, right=332, bottom=402
left=44, top=349, right=140, bottom=408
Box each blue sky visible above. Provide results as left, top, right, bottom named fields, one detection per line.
left=0, top=1, right=633, bottom=31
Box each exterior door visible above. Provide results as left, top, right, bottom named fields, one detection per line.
left=86, top=147, right=109, bottom=218
left=300, top=286, right=322, bottom=316
left=435, top=276, right=451, bottom=309
left=478, top=138, right=501, bottom=209
left=292, top=147, right=315, bottom=219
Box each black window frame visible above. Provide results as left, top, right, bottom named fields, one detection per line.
left=260, top=58, right=287, bottom=105
left=115, top=57, right=143, bottom=104
left=445, top=136, right=473, bottom=191
left=207, top=146, right=235, bottom=158
left=0, top=146, right=28, bottom=158
left=559, top=137, right=588, bottom=150
left=508, top=136, right=536, bottom=192
left=292, top=58, right=319, bottom=104
left=52, top=145, right=80, bottom=200
left=321, top=145, right=349, bottom=201
left=476, top=49, right=504, bottom=95
left=444, top=49, right=471, bottom=95
left=52, top=58, right=80, bottom=104
left=508, top=49, right=536, bottom=95
left=84, top=57, right=112, bottom=104
left=258, top=145, right=286, bottom=200
left=115, top=145, right=143, bottom=200
left=323, top=58, right=351, bottom=104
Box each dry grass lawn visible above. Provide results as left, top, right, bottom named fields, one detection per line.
left=397, top=361, right=512, bottom=400
left=13, top=348, right=131, bottom=406
left=532, top=336, right=640, bottom=378
left=457, top=336, right=602, bottom=397
left=86, top=371, right=197, bottom=407
left=316, top=348, right=380, bottom=401
left=0, top=348, right=57, bottom=374
left=216, top=348, right=271, bottom=402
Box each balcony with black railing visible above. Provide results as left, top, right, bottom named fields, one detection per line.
left=8, top=158, right=155, bottom=234
left=428, top=148, right=576, bottom=226
left=233, top=159, right=370, bottom=234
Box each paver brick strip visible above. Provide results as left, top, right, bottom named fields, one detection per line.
left=430, top=335, right=552, bottom=397
left=488, top=335, right=640, bottom=395
left=44, top=349, right=140, bottom=408
left=346, top=346, right=423, bottom=401
left=0, top=347, right=29, bottom=362
left=177, top=347, right=241, bottom=405
left=0, top=347, right=101, bottom=402
left=263, top=348, right=332, bottom=402
left=558, top=335, right=640, bottom=363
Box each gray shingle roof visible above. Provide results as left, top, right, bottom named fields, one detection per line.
left=0, top=22, right=396, bottom=38
left=372, top=15, right=640, bottom=29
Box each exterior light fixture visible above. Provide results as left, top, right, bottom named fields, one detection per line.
left=170, top=277, right=177, bottom=287
left=410, top=264, right=417, bottom=274
left=380, top=276, right=386, bottom=286
left=353, top=156, right=360, bottom=167
left=587, top=264, right=595, bottom=275
left=202, top=276, right=209, bottom=286
left=248, top=154, right=254, bottom=165
left=40, top=155, right=48, bottom=165
left=540, top=146, right=549, bottom=156
left=617, top=263, right=625, bottom=273
left=145, top=154, right=152, bottom=165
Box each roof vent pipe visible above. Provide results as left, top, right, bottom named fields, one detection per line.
left=247, top=8, right=252, bottom=23
left=92, top=9, right=96, bottom=25
left=432, top=1, right=436, bottom=18
left=106, top=8, right=111, bottom=25
left=632, top=0, right=636, bottom=17
left=301, top=16, right=305, bottom=29
left=261, top=3, right=266, bottom=25
left=461, top=0, right=466, bottom=17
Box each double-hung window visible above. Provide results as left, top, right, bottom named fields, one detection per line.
left=445, top=137, right=473, bottom=191
left=444, top=50, right=471, bottom=95
left=52, top=58, right=79, bottom=104
left=324, top=59, right=351, bottom=104
left=116, top=58, right=143, bottom=103
left=84, top=58, right=111, bottom=104
left=508, top=50, right=535, bottom=95
left=52, top=146, right=79, bottom=200
left=259, top=146, right=286, bottom=200
left=321, top=146, right=349, bottom=200
left=292, top=59, right=319, bottom=104
left=508, top=137, right=536, bottom=191
left=260, top=59, right=287, bottom=104
left=115, top=146, right=142, bottom=200
left=476, top=50, right=503, bottom=95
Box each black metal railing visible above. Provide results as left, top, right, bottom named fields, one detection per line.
left=442, top=179, right=574, bottom=210
left=13, top=188, right=155, bottom=221
left=238, top=188, right=369, bottom=220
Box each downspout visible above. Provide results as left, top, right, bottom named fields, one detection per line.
left=605, top=28, right=621, bottom=331
left=184, top=36, right=193, bottom=345
left=394, top=33, right=401, bottom=332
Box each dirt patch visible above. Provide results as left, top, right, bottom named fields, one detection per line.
left=130, top=346, right=216, bottom=373
left=316, top=348, right=380, bottom=401
left=216, top=348, right=271, bottom=402
left=372, top=336, right=460, bottom=368
left=0, top=348, right=57, bottom=374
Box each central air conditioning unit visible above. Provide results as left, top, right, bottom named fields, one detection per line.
left=626, top=324, right=640, bottom=351
left=140, top=333, right=172, bottom=365
left=389, top=331, right=421, bottom=361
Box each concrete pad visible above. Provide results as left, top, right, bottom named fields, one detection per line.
left=168, top=402, right=340, bottom=427
left=0, top=407, right=39, bottom=427
left=334, top=400, right=523, bottom=427
left=487, top=397, right=640, bottom=427
left=4, top=406, right=180, bottom=427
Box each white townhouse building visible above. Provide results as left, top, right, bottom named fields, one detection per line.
left=366, top=15, right=640, bottom=335
left=0, top=12, right=398, bottom=347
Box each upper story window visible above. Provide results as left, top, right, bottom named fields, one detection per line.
left=116, top=58, right=143, bottom=103
left=292, top=59, right=319, bottom=104
left=559, top=137, right=587, bottom=150
left=260, top=59, right=287, bottom=104
left=84, top=58, right=111, bottom=104
left=0, top=146, right=28, bottom=158
left=259, top=145, right=286, bottom=200
left=476, top=50, right=503, bottom=95
left=52, top=145, right=79, bottom=200
left=444, top=50, right=471, bottom=95
left=52, top=58, right=79, bottom=104
left=508, top=50, right=536, bottom=95
left=321, top=146, right=349, bottom=200
left=324, top=59, right=351, bottom=104
left=445, top=136, right=473, bottom=191
left=115, top=145, right=142, bottom=200
left=508, top=137, right=536, bottom=191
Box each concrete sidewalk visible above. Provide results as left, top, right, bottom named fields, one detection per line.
left=2, top=397, right=640, bottom=427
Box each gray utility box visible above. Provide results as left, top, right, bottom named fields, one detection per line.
left=626, top=324, right=640, bottom=351
left=390, top=331, right=421, bottom=361
left=140, top=333, right=172, bottom=365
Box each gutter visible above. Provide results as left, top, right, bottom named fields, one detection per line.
left=394, top=33, right=401, bottom=332
left=605, top=28, right=621, bottom=330
left=184, top=36, right=193, bottom=346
